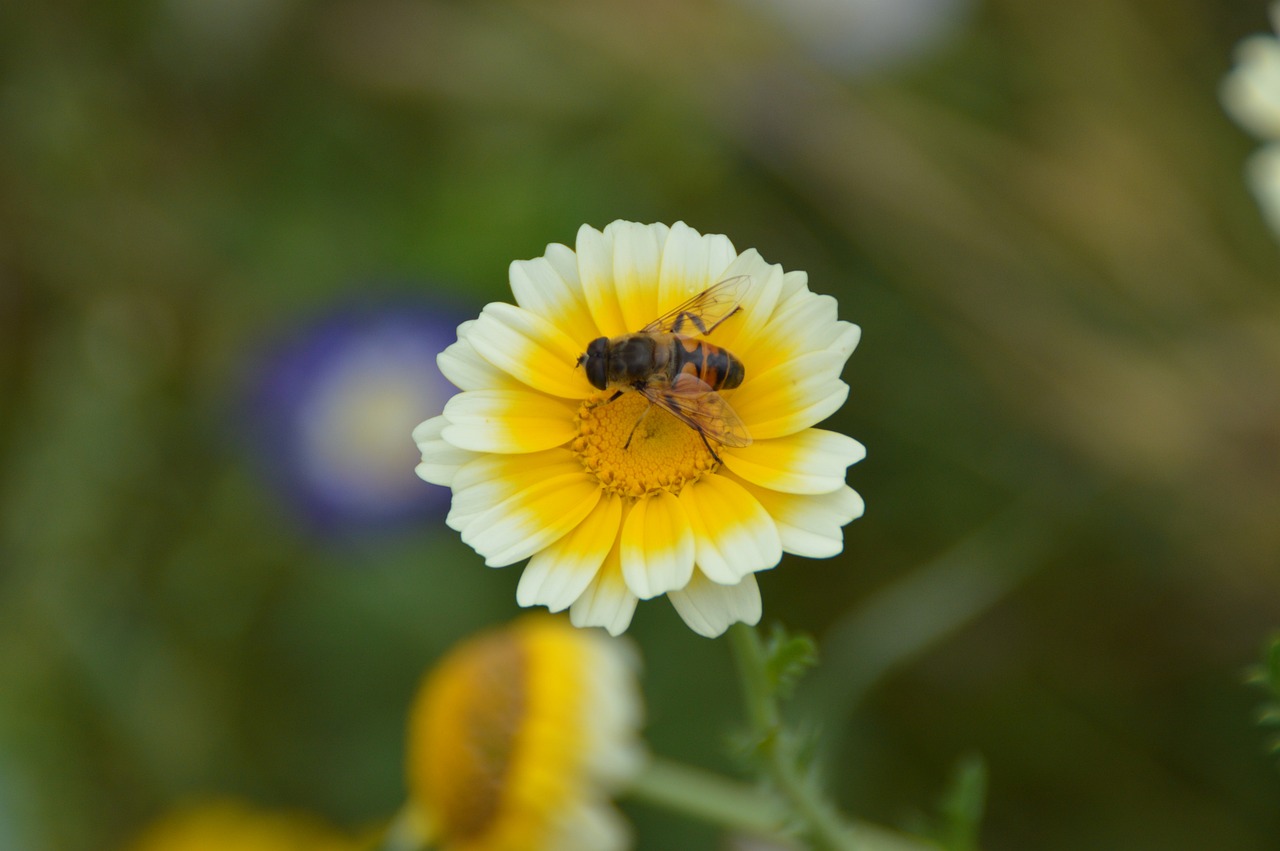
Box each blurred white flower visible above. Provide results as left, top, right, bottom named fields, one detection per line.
left=1222, top=3, right=1280, bottom=237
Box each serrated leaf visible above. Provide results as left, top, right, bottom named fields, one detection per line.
left=764, top=624, right=818, bottom=699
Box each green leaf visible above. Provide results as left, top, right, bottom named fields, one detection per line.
left=763, top=624, right=819, bottom=700
left=938, top=753, right=988, bottom=851
left=1249, top=634, right=1280, bottom=773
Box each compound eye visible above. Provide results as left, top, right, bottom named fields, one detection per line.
left=584, top=338, right=608, bottom=390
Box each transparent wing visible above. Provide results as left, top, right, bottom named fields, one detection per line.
left=642, top=372, right=752, bottom=448
left=640, top=276, right=748, bottom=336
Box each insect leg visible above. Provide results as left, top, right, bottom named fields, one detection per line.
left=623, top=402, right=654, bottom=450
left=703, top=305, right=742, bottom=336
left=671, top=305, right=742, bottom=336
left=698, top=428, right=724, bottom=464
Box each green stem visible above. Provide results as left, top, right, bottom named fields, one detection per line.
left=626, top=757, right=942, bottom=851
left=626, top=756, right=788, bottom=835
left=728, top=622, right=861, bottom=851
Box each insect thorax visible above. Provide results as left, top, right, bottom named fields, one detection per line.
left=606, top=334, right=663, bottom=386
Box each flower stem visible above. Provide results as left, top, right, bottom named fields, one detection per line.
left=728, top=622, right=861, bottom=851
left=627, top=756, right=941, bottom=851
left=626, top=756, right=788, bottom=835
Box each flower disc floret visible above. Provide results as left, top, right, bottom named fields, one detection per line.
left=415, top=221, right=865, bottom=637
left=574, top=393, right=717, bottom=498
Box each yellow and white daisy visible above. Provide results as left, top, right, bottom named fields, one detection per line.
left=1222, top=2, right=1280, bottom=235
left=414, top=221, right=864, bottom=637
left=404, top=615, right=645, bottom=851
left=124, top=799, right=361, bottom=851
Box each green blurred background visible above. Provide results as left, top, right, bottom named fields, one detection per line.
left=3, top=0, right=1280, bottom=849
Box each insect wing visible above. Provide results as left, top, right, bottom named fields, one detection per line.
left=640, top=276, right=748, bottom=336
left=643, top=372, right=752, bottom=448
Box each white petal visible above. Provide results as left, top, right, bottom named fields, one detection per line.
left=668, top=572, right=762, bottom=638
left=708, top=250, right=784, bottom=354
left=570, top=551, right=639, bottom=636
left=740, top=481, right=865, bottom=559
left=547, top=801, right=632, bottom=851
left=412, top=415, right=476, bottom=486
left=1248, top=144, right=1280, bottom=235
left=1223, top=34, right=1280, bottom=139
left=437, top=324, right=522, bottom=392
left=509, top=253, right=598, bottom=344
left=611, top=221, right=669, bottom=332
left=657, top=221, right=738, bottom=309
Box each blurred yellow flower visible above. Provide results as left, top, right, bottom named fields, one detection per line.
left=415, top=221, right=863, bottom=637
left=125, top=799, right=360, bottom=851
left=1222, top=2, right=1280, bottom=235
left=405, top=616, right=644, bottom=851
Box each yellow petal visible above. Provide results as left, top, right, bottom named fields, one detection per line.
left=722, top=428, right=865, bottom=494
left=441, top=389, right=577, bottom=454
left=679, top=474, right=781, bottom=585
left=468, top=303, right=590, bottom=399
left=730, top=350, right=849, bottom=439
left=447, top=449, right=584, bottom=532
left=620, top=490, right=695, bottom=600
left=460, top=472, right=602, bottom=567
left=517, top=494, right=623, bottom=612
left=576, top=223, right=629, bottom=339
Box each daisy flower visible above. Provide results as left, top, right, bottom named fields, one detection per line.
left=414, top=221, right=864, bottom=637
left=1222, top=2, right=1280, bottom=236
left=124, top=798, right=361, bottom=851
left=404, top=615, right=645, bottom=851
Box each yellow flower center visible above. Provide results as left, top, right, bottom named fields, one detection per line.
left=572, top=391, right=716, bottom=498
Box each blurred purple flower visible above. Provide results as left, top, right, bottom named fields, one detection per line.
left=243, top=298, right=463, bottom=537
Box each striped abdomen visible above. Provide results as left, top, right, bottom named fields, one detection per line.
left=665, top=335, right=744, bottom=391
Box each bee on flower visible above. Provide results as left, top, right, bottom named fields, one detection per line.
left=414, top=221, right=864, bottom=637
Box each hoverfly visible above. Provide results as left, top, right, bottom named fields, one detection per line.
left=576, top=277, right=752, bottom=463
